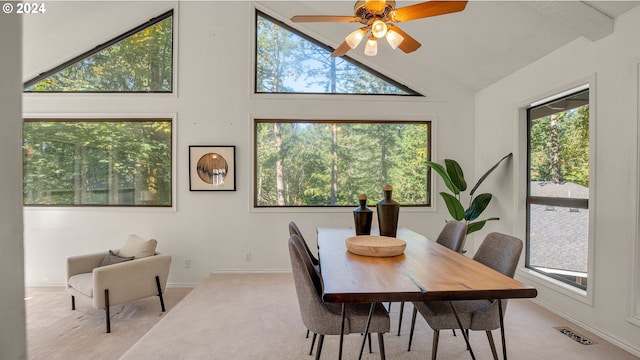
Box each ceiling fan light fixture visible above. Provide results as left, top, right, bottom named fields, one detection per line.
left=385, top=28, right=404, bottom=50
left=345, top=28, right=367, bottom=49
left=371, top=19, right=388, bottom=38
left=364, top=36, right=378, bottom=56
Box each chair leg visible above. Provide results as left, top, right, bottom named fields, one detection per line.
left=104, top=289, right=111, bottom=333
left=486, top=331, right=499, bottom=360
left=397, top=301, right=405, bottom=336
left=155, top=275, right=166, bottom=312
left=71, top=295, right=75, bottom=310
left=368, top=333, right=373, bottom=353
left=306, top=329, right=310, bottom=338
left=431, top=330, right=440, bottom=360
left=309, top=333, right=317, bottom=355
left=377, top=333, right=386, bottom=360
left=315, top=334, right=324, bottom=360
left=408, top=307, right=418, bottom=351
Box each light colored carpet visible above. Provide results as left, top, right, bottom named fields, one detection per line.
left=25, top=286, right=191, bottom=360
left=26, top=274, right=639, bottom=360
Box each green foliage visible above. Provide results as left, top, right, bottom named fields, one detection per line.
left=23, top=120, right=172, bottom=206
left=427, top=153, right=512, bottom=235
left=255, top=121, right=430, bottom=207
left=255, top=12, right=412, bottom=95
left=529, top=106, right=589, bottom=186
left=25, top=16, right=172, bottom=92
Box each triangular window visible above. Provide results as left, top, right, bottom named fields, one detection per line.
left=255, top=11, right=421, bottom=96
left=24, top=10, right=173, bottom=93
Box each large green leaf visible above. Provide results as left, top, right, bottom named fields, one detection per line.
left=464, top=193, right=492, bottom=221
left=469, top=153, right=512, bottom=196
left=466, top=217, right=499, bottom=234
left=445, top=159, right=467, bottom=192
left=427, top=161, right=460, bottom=195
left=440, top=192, right=465, bottom=220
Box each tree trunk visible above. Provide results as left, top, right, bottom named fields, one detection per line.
left=274, top=123, right=286, bottom=206
left=550, top=113, right=560, bottom=183
left=331, top=123, right=338, bottom=205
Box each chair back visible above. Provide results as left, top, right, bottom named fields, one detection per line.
left=289, top=221, right=319, bottom=266
left=435, top=220, right=466, bottom=253
left=288, top=235, right=344, bottom=334
left=473, top=232, right=523, bottom=277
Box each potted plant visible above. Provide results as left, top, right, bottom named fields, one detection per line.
left=427, top=153, right=512, bottom=239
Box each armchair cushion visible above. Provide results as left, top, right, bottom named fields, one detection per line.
left=119, top=234, right=157, bottom=258
left=100, top=250, right=135, bottom=267
left=68, top=273, right=93, bottom=298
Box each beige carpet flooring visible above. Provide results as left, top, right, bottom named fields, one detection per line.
left=27, top=274, right=639, bottom=360
left=25, top=286, right=191, bottom=360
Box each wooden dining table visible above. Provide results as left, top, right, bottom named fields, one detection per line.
left=316, top=227, right=537, bottom=360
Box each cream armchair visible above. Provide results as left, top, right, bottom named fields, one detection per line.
left=66, top=235, right=171, bottom=333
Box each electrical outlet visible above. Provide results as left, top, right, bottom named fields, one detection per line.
left=184, top=258, right=190, bottom=268
left=245, top=252, right=252, bottom=262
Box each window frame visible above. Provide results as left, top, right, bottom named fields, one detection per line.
left=252, top=118, right=432, bottom=209
left=23, top=9, right=174, bottom=93
left=22, top=113, right=177, bottom=209
left=253, top=9, right=422, bottom=97
left=523, top=84, right=594, bottom=296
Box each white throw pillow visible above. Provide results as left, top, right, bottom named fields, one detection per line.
left=119, top=234, right=158, bottom=258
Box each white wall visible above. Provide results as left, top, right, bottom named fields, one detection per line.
left=475, top=6, right=640, bottom=355
left=22, top=2, right=476, bottom=286
left=0, top=11, right=27, bottom=360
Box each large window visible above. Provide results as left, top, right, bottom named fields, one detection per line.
left=526, top=87, right=590, bottom=289
left=255, top=11, right=420, bottom=96
left=254, top=120, right=431, bottom=207
left=24, top=10, right=173, bottom=92
left=23, top=119, right=172, bottom=207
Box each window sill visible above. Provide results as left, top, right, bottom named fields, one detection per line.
left=516, top=267, right=592, bottom=306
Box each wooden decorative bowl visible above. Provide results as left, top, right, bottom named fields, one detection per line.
left=345, top=235, right=406, bottom=257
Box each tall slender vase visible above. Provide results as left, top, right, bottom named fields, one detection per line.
left=377, top=185, right=400, bottom=237
left=353, top=194, right=373, bottom=235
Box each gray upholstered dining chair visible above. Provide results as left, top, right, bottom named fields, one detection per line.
left=288, top=234, right=390, bottom=360
left=398, top=220, right=467, bottom=336
left=408, top=232, right=523, bottom=360
left=289, top=221, right=320, bottom=269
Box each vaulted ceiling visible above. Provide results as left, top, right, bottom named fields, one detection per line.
left=23, top=1, right=640, bottom=97
left=260, top=1, right=640, bottom=94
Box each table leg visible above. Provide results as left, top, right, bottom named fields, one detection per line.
left=358, top=303, right=376, bottom=360
left=499, top=299, right=507, bottom=360
left=339, top=303, right=345, bottom=360
left=449, top=301, right=476, bottom=360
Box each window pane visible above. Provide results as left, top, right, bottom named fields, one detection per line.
left=256, top=12, right=419, bottom=95
left=24, top=12, right=173, bottom=92
left=529, top=90, right=589, bottom=195
left=528, top=204, right=588, bottom=288
left=23, top=119, right=172, bottom=206
left=254, top=120, right=430, bottom=207
left=527, top=88, right=589, bottom=289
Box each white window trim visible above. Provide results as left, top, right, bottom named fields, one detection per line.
left=22, top=112, right=178, bottom=213
left=515, top=76, right=596, bottom=306
left=630, top=61, right=640, bottom=327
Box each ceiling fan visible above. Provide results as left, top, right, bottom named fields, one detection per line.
left=291, top=0, right=468, bottom=57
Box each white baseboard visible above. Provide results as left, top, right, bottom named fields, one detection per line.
left=209, top=269, right=291, bottom=274
left=531, top=298, right=640, bottom=357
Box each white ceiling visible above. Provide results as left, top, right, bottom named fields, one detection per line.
left=259, top=1, right=640, bottom=95
left=23, top=1, right=640, bottom=97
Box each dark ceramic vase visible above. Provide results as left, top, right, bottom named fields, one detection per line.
left=377, top=185, right=399, bottom=237
left=353, top=194, right=373, bottom=235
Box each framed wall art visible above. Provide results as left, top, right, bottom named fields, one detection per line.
left=189, top=145, right=236, bottom=191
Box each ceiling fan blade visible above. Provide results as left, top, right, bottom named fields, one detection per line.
left=390, top=1, right=468, bottom=22
left=290, top=15, right=360, bottom=23
left=388, top=25, right=421, bottom=53
left=331, top=41, right=352, bottom=57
